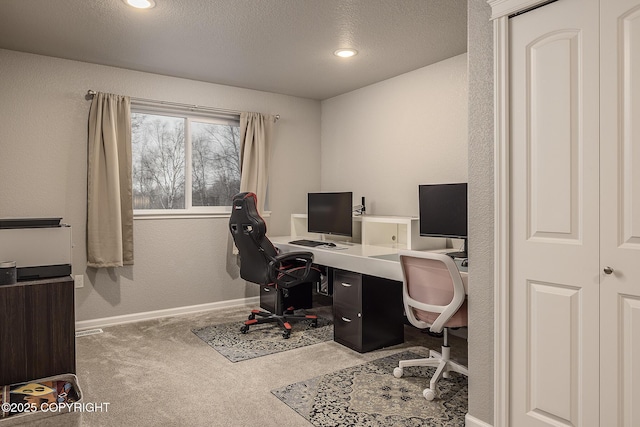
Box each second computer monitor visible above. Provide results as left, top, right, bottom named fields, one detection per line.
left=307, top=192, right=353, bottom=237
left=419, top=183, right=468, bottom=257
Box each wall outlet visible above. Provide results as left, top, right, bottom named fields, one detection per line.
left=74, top=274, right=84, bottom=289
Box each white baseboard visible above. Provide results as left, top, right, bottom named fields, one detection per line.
left=75, top=296, right=260, bottom=331
left=466, top=413, right=493, bottom=427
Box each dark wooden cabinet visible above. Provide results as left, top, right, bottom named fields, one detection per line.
left=0, top=276, right=75, bottom=385
left=260, top=281, right=313, bottom=314
left=333, top=269, right=404, bottom=353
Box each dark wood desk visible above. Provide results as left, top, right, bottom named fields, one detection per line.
left=0, top=276, right=75, bottom=385
left=272, top=238, right=468, bottom=353
left=332, top=268, right=404, bottom=353
left=272, top=238, right=407, bottom=352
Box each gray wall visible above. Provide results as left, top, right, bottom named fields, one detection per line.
left=467, top=0, right=495, bottom=424
left=0, top=49, right=321, bottom=322
left=320, top=54, right=468, bottom=216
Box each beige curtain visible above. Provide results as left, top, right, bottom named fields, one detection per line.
left=239, top=112, right=275, bottom=213
left=87, top=92, right=134, bottom=268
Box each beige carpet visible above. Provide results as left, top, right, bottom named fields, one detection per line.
left=12, top=304, right=467, bottom=427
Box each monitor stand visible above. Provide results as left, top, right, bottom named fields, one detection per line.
left=446, top=238, right=467, bottom=259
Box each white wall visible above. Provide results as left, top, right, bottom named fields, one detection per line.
left=320, top=54, right=468, bottom=217
left=0, top=49, right=321, bottom=322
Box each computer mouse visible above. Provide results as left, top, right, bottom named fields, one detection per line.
left=325, top=242, right=336, bottom=247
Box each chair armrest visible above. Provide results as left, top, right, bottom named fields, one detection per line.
left=268, top=251, right=315, bottom=287
left=272, top=251, right=313, bottom=264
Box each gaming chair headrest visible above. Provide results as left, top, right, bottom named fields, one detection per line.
left=230, top=192, right=267, bottom=239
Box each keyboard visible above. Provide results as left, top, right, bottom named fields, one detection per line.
left=288, top=239, right=327, bottom=247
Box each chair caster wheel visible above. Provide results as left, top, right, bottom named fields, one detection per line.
left=248, top=314, right=255, bottom=320
left=393, top=367, right=403, bottom=378
left=311, top=319, right=318, bottom=328
left=282, top=331, right=291, bottom=339
left=443, top=371, right=450, bottom=379
left=240, top=325, right=249, bottom=334
left=423, top=388, right=436, bottom=401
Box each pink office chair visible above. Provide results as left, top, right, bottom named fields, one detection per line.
left=393, top=250, right=468, bottom=401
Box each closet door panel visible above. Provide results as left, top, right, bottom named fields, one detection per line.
left=600, top=2, right=640, bottom=425
left=509, top=0, right=600, bottom=425
left=527, top=281, right=580, bottom=422
left=527, top=31, right=580, bottom=240
left=619, top=6, right=640, bottom=248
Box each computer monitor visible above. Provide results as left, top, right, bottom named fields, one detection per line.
left=419, top=183, right=468, bottom=258
left=307, top=192, right=353, bottom=237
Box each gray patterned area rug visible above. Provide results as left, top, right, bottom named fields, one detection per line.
left=192, top=317, right=333, bottom=362
left=271, top=350, right=468, bottom=426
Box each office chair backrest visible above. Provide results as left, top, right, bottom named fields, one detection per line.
left=229, top=192, right=278, bottom=285
left=398, top=250, right=468, bottom=333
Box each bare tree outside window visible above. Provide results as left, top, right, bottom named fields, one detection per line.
left=131, top=111, right=240, bottom=212
left=191, top=121, right=240, bottom=207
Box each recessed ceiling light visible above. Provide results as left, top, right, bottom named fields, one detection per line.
left=124, top=0, right=156, bottom=9
left=334, top=49, right=358, bottom=58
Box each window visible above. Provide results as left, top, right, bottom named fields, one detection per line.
left=131, top=108, right=241, bottom=215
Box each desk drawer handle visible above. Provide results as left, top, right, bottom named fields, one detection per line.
left=340, top=282, right=352, bottom=287
left=341, top=316, right=352, bottom=323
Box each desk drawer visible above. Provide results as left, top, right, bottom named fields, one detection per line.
left=334, top=270, right=362, bottom=289
left=333, top=270, right=361, bottom=308
left=333, top=307, right=362, bottom=351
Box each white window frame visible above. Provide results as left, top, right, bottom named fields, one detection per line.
left=131, top=102, right=241, bottom=219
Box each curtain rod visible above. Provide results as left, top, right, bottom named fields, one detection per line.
left=85, top=90, right=280, bottom=121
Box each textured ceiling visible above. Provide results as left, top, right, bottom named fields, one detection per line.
left=0, top=0, right=467, bottom=100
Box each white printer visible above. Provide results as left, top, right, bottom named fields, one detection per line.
left=0, top=218, right=72, bottom=281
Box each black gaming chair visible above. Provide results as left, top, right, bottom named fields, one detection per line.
left=229, top=192, right=320, bottom=339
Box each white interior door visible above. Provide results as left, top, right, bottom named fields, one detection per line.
left=599, top=1, right=640, bottom=425
left=509, top=0, right=600, bottom=425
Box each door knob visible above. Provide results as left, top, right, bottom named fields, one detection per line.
left=603, top=266, right=614, bottom=275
